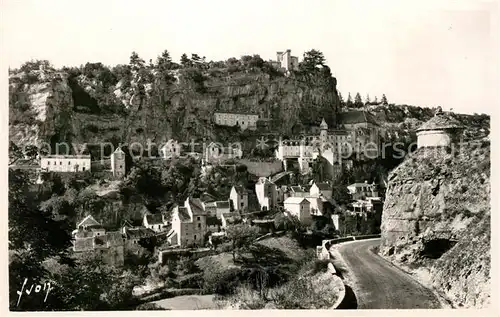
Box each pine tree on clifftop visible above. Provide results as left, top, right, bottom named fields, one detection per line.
left=381, top=94, right=388, bottom=106
left=354, top=92, right=363, bottom=108
left=346, top=93, right=353, bottom=107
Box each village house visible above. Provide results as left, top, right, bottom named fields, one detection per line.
left=255, top=177, right=278, bottom=211
left=204, top=142, right=243, bottom=164
left=40, top=154, right=91, bottom=173
left=284, top=197, right=312, bottom=225
left=72, top=215, right=125, bottom=266
left=306, top=197, right=324, bottom=216
left=110, top=147, right=126, bottom=177
left=347, top=181, right=379, bottom=200
left=143, top=213, right=169, bottom=232
left=160, top=139, right=182, bottom=160
left=289, top=185, right=309, bottom=198
left=167, top=197, right=208, bottom=247
left=416, top=108, right=464, bottom=148
left=229, top=185, right=248, bottom=212
left=121, top=226, right=156, bottom=245
left=214, top=200, right=231, bottom=218
left=213, top=112, right=259, bottom=130
left=310, top=182, right=333, bottom=199
left=221, top=212, right=242, bottom=229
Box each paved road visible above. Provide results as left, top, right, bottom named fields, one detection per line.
left=336, top=238, right=442, bottom=309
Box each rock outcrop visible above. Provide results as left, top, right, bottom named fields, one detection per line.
left=380, top=141, right=490, bottom=308
left=9, top=68, right=74, bottom=147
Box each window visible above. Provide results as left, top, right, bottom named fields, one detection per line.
left=198, top=223, right=201, bottom=228
left=60, top=161, right=62, bottom=165
left=47, top=161, right=50, bottom=165
left=197, top=217, right=200, bottom=220
left=241, top=202, right=244, bottom=207
left=68, top=161, right=71, bottom=165
left=194, top=235, right=197, bottom=240
left=82, top=167, right=86, bottom=171
left=119, top=165, right=123, bottom=168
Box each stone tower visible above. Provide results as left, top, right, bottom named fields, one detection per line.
left=111, top=147, right=126, bottom=177
left=320, top=118, right=328, bottom=145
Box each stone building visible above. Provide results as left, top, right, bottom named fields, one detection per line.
left=213, top=112, right=259, bottom=130
left=274, top=49, right=299, bottom=72
left=255, top=177, right=278, bottom=211
left=110, top=147, right=126, bottom=177
left=416, top=108, right=463, bottom=148
left=40, top=155, right=91, bottom=172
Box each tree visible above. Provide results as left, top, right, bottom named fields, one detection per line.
left=226, top=224, right=260, bottom=261
left=381, top=94, right=388, bottom=105
left=373, top=96, right=379, bottom=104
left=365, top=94, right=371, bottom=105
left=338, top=92, right=344, bottom=106
left=8, top=169, right=73, bottom=311
left=129, top=51, right=145, bottom=72
left=354, top=93, right=363, bottom=108
left=346, top=93, right=353, bottom=107
left=299, top=49, right=326, bottom=72
left=180, top=53, right=191, bottom=67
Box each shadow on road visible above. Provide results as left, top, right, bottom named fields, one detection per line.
left=337, top=285, right=358, bottom=309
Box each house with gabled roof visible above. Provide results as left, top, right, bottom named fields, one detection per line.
left=72, top=215, right=125, bottom=266
left=168, top=197, right=210, bottom=247
left=230, top=185, right=248, bottom=212
left=310, top=182, right=332, bottom=199
left=284, top=197, right=312, bottom=225
left=143, top=213, right=168, bottom=232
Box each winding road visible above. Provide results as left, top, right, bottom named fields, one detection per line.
left=335, top=238, right=442, bottom=309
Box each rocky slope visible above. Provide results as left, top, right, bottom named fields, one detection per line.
left=379, top=140, right=491, bottom=308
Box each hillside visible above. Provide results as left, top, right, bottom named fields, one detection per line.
left=379, top=140, right=491, bottom=308
left=9, top=53, right=339, bottom=151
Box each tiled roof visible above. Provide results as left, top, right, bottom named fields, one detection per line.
left=284, top=197, right=309, bottom=204
left=146, top=214, right=164, bottom=225
left=339, top=111, right=379, bottom=126
left=416, top=113, right=463, bottom=132
left=215, top=201, right=230, bottom=209
left=178, top=206, right=191, bottom=222
left=77, top=215, right=101, bottom=228
left=315, top=183, right=331, bottom=191
left=126, top=227, right=156, bottom=239
left=290, top=186, right=305, bottom=192
left=188, top=198, right=206, bottom=215
left=232, top=185, right=248, bottom=195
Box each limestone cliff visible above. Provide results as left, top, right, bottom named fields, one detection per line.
left=10, top=61, right=339, bottom=149
left=380, top=141, right=490, bottom=308
left=9, top=67, right=74, bottom=146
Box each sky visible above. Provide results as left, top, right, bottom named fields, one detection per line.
left=2, top=0, right=498, bottom=114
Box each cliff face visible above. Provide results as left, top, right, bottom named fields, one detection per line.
left=9, top=63, right=339, bottom=149
left=9, top=68, right=74, bottom=146
left=380, top=141, right=490, bottom=308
